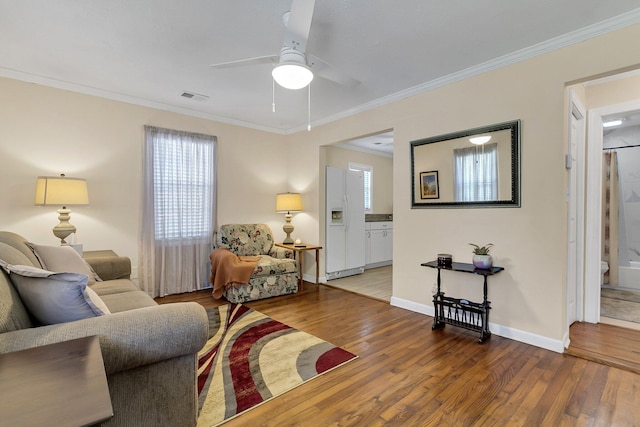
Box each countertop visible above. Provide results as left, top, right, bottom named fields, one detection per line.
left=365, top=214, right=393, bottom=222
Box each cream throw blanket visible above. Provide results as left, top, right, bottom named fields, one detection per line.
left=209, top=248, right=259, bottom=299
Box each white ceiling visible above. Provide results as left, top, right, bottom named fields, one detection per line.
left=337, top=131, right=394, bottom=157
left=2, top=1, right=640, bottom=135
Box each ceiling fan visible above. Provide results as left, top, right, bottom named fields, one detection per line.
left=210, top=0, right=359, bottom=90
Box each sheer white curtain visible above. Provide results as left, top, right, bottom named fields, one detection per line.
left=454, top=143, right=498, bottom=202
left=140, top=126, right=216, bottom=297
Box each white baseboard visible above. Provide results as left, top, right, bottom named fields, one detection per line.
left=562, top=329, right=571, bottom=350
left=390, top=296, right=565, bottom=353
left=365, top=260, right=392, bottom=270
left=302, top=273, right=321, bottom=284
left=325, top=267, right=365, bottom=281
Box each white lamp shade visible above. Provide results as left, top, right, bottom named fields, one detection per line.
left=35, top=176, right=89, bottom=206
left=276, top=193, right=303, bottom=213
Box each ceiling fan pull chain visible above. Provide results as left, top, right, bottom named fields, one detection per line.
left=272, top=78, right=276, bottom=113
left=307, top=83, right=311, bottom=131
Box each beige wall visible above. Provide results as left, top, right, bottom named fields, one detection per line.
left=0, top=77, right=292, bottom=279
left=584, top=72, right=640, bottom=109
left=2, top=21, right=640, bottom=349
left=286, top=22, right=640, bottom=349
left=324, top=145, right=393, bottom=214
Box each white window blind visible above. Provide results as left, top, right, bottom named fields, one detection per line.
left=349, top=162, right=373, bottom=213
left=152, top=133, right=214, bottom=239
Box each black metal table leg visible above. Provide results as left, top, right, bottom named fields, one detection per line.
left=432, top=268, right=445, bottom=329
left=478, top=275, right=492, bottom=343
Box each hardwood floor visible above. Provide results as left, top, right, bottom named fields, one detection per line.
left=157, top=284, right=640, bottom=426
left=566, top=321, right=640, bottom=376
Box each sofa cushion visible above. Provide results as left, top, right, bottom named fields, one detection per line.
left=0, top=243, right=34, bottom=332
left=83, top=252, right=131, bottom=280
left=99, top=291, right=157, bottom=313
left=89, top=279, right=141, bottom=296
left=252, top=255, right=297, bottom=277
left=0, top=262, right=109, bottom=325
left=0, top=232, right=41, bottom=267
left=216, top=224, right=275, bottom=256
left=26, top=242, right=101, bottom=285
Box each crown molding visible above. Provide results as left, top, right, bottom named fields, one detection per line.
left=0, top=67, right=289, bottom=135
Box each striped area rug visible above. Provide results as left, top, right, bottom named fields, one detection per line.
left=196, top=304, right=357, bottom=426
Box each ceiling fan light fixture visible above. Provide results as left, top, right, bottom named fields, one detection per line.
left=272, top=48, right=313, bottom=90
left=272, top=63, right=313, bottom=90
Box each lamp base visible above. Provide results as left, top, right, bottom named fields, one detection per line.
left=282, top=236, right=294, bottom=245
left=283, top=213, right=294, bottom=245
left=53, top=207, right=76, bottom=244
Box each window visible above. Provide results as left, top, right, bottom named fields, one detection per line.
left=151, top=133, right=214, bottom=240
left=453, top=143, right=498, bottom=202
left=141, top=126, right=216, bottom=297
left=349, top=162, right=373, bottom=213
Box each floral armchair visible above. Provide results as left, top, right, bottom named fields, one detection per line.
left=214, top=224, right=298, bottom=303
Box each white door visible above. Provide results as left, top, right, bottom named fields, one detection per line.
left=326, top=167, right=346, bottom=273
left=345, top=169, right=366, bottom=269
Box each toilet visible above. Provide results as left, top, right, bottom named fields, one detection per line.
left=600, top=261, right=609, bottom=286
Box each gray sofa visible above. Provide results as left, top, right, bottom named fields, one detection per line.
left=0, top=231, right=209, bottom=426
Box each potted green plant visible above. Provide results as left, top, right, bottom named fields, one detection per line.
left=469, top=243, right=493, bottom=269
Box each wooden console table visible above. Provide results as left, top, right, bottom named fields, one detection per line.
left=422, top=260, right=504, bottom=343
left=275, top=243, right=322, bottom=290
left=0, top=335, right=113, bottom=426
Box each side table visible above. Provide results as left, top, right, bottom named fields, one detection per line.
left=422, top=260, right=504, bottom=343
left=275, top=243, right=322, bottom=290
left=0, top=335, right=113, bottom=426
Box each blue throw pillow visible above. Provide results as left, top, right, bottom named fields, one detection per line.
left=0, top=261, right=110, bottom=325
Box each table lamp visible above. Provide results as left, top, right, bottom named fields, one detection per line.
left=275, top=192, right=302, bottom=244
left=35, top=174, right=89, bottom=244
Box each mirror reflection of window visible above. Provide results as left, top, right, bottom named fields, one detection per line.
left=454, top=143, right=498, bottom=202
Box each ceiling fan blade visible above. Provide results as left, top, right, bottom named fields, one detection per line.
left=308, top=54, right=360, bottom=87
left=210, top=55, right=278, bottom=69
left=282, top=0, right=315, bottom=53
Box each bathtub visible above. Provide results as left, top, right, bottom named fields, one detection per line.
left=617, top=261, right=640, bottom=290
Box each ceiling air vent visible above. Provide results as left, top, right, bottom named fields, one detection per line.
left=180, top=91, right=209, bottom=102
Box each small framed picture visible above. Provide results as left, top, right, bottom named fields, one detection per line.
left=420, top=171, right=439, bottom=199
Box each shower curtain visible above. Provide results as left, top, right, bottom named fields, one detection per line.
left=602, top=151, right=619, bottom=285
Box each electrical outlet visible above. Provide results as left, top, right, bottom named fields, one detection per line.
left=432, top=284, right=437, bottom=294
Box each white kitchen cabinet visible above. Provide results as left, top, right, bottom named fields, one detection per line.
left=365, top=221, right=392, bottom=268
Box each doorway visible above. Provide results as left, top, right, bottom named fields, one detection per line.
left=599, top=109, right=640, bottom=327
left=567, top=72, right=640, bottom=370
left=321, top=130, right=394, bottom=301
left=584, top=95, right=640, bottom=325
